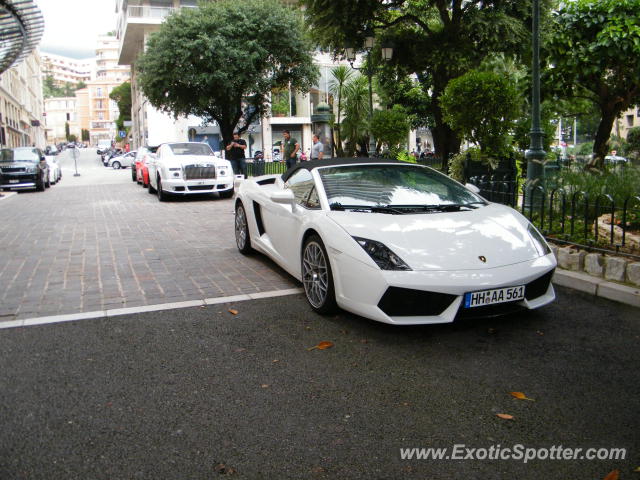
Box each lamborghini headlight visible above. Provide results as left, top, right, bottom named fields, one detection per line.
left=528, top=224, right=551, bottom=256
left=353, top=237, right=411, bottom=271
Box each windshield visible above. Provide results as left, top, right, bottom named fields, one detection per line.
left=318, top=164, right=485, bottom=211
left=0, top=148, right=40, bottom=163
left=168, top=143, right=214, bottom=156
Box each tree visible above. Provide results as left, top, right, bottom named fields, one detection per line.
left=65, top=122, right=70, bottom=141
left=81, top=129, right=90, bottom=142
left=340, top=75, right=371, bottom=156
left=302, top=0, right=550, bottom=165
left=136, top=0, right=318, bottom=146
left=328, top=66, right=354, bottom=157
left=440, top=70, right=520, bottom=156
left=370, top=105, right=410, bottom=155
left=109, top=81, right=132, bottom=131
left=546, top=0, right=640, bottom=169
left=627, top=127, right=640, bottom=158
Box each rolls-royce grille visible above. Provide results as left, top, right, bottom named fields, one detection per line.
left=183, top=165, right=216, bottom=180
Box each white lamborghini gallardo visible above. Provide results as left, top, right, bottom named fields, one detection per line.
left=234, top=158, right=556, bottom=325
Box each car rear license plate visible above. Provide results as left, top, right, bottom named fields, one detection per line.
left=464, top=285, right=525, bottom=308
left=9, top=179, right=19, bottom=183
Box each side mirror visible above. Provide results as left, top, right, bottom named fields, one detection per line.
left=465, top=183, right=480, bottom=194
left=270, top=189, right=296, bottom=205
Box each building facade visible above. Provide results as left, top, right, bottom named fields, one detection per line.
left=613, top=107, right=640, bottom=141
left=44, top=97, right=80, bottom=145
left=41, top=53, right=92, bottom=86
left=87, top=35, right=131, bottom=145
left=0, top=51, right=46, bottom=148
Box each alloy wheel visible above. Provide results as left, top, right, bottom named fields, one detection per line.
left=302, top=241, right=329, bottom=309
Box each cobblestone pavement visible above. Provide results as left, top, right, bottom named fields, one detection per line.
left=0, top=149, right=297, bottom=321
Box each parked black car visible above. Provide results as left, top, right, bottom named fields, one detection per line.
left=0, top=147, right=50, bottom=191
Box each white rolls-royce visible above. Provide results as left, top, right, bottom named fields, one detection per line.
left=147, top=142, right=234, bottom=201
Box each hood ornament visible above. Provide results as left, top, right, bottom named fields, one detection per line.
left=478, top=256, right=487, bottom=263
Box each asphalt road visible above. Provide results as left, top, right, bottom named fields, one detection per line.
left=0, top=286, right=637, bottom=479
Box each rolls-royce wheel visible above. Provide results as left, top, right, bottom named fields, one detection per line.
left=157, top=177, right=168, bottom=201
left=219, top=188, right=234, bottom=199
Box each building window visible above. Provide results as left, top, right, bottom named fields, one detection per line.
left=627, top=115, right=634, bottom=127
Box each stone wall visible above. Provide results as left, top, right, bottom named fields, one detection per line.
left=551, top=245, right=640, bottom=287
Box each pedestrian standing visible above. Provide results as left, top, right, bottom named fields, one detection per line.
left=282, top=130, right=299, bottom=169
left=225, top=132, right=247, bottom=178
left=311, top=134, right=324, bottom=160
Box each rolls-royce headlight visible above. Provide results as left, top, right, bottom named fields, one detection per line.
left=528, top=224, right=551, bottom=256
left=353, top=237, right=411, bottom=271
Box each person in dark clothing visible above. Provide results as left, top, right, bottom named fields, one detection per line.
left=225, top=132, right=247, bottom=178
left=282, top=130, right=299, bottom=169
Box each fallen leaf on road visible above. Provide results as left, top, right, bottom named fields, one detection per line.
left=233, top=348, right=246, bottom=353
left=311, top=466, right=326, bottom=474
left=487, top=328, right=497, bottom=334
left=360, top=339, right=368, bottom=344
left=496, top=413, right=514, bottom=420
left=307, top=341, right=334, bottom=351
left=228, top=308, right=238, bottom=315
left=272, top=359, right=279, bottom=363
left=536, top=330, right=544, bottom=336
left=213, top=463, right=237, bottom=475
left=261, top=384, right=270, bottom=388
left=603, top=470, right=620, bottom=480
left=510, top=391, right=535, bottom=401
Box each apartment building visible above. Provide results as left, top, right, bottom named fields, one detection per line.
left=115, top=0, right=337, bottom=157
left=41, top=53, right=92, bottom=85
left=44, top=97, right=80, bottom=145
left=613, top=107, right=640, bottom=141
left=86, top=35, right=131, bottom=145
left=0, top=51, right=46, bottom=148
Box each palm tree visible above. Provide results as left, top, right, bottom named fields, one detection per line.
left=328, top=65, right=354, bottom=157
left=340, top=75, right=371, bottom=156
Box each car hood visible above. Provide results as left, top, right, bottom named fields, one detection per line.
left=327, top=203, right=543, bottom=271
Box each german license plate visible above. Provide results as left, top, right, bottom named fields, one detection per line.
left=464, top=285, right=525, bottom=308
left=9, top=179, right=19, bottom=183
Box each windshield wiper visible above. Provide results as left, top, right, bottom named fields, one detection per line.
left=329, top=203, right=404, bottom=214
left=386, top=203, right=486, bottom=212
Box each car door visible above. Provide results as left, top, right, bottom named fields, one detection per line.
left=261, top=169, right=319, bottom=274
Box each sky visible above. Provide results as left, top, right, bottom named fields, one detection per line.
left=36, top=0, right=118, bottom=59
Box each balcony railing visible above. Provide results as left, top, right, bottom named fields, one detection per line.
left=118, top=5, right=198, bottom=39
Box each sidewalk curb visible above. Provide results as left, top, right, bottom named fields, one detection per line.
left=553, top=269, right=640, bottom=308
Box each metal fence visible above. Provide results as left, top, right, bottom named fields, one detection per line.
left=245, top=159, right=288, bottom=177
left=469, top=175, right=640, bottom=260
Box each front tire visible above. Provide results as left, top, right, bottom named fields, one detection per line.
left=131, top=168, right=136, bottom=182
left=234, top=202, right=253, bottom=254
left=301, top=234, right=337, bottom=314
left=157, top=177, right=168, bottom=201
left=219, top=187, right=234, bottom=199
left=112, top=161, right=121, bottom=169
left=148, top=177, right=156, bottom=194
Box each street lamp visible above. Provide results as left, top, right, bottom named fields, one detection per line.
left=525, top=0, right=545, bottom=202
left=345, top=35, right=392, bottom=157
